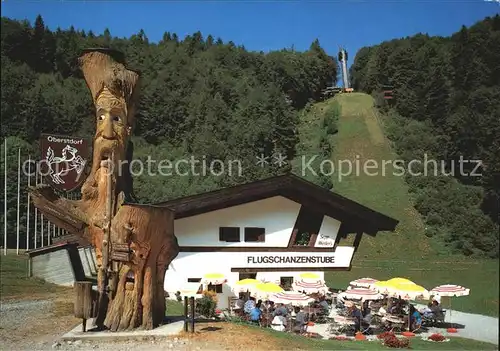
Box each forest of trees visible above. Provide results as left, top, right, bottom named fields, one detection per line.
left=1, top=14, right=498, bottom=258
left=0, top=15, right=338, bottom=247
left=350, top=15, right=499, bottom=258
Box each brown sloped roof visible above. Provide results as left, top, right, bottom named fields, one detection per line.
left=154, top=173, right=399, bottom=235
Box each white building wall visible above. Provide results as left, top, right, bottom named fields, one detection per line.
left=316, top=216, right=342, bottom=247
left=174, top=196, right=301, bottom=247
left=167, top=195, right=353, bottom=310
left=164, top=248, right=355, bottom=309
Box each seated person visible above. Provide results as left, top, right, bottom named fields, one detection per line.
left=273, top=303, right=289, bottom=318
left=249, top=301, right=262, bottom=324
left=293, top=306, right=308, bottom=333
left=318, top=296, right=329, bottom=314
left=389, top=299, right=403, bottom=315
left=409, top=304, right=422, bottom=330
left=244, top=297, right=256, bottom=314
left=430, top=300, right=445, bottom=321
left=361, top=307, right=373, bottom=334
left=420, top=302, right=433, bottom=317
left=271, top=314, right=288, bottom=332
left=235, top=294, right=245, bottom=308
left=378, top=305, right=387, bottom=315
left=346, top=301, right=363, bottom=333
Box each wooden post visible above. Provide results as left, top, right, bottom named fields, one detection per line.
left=189, top=296, right=195, bottom=333
left=95, top=153, right=114, bottom=327
left=74, top=281, right=93, bottom=332
left=27, top=257, right=32, bottom=277
left=184, top=296, right=188, bottom=332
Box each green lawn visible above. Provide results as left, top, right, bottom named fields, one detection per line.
left=318, top=93, right=499, bottom=317
left=0, top=251, right=70, bottom=300
left=166, top=299, right=185, bottom=315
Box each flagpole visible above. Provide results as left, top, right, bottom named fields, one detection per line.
left=40, top=169, right=44, bottom=248
left=3, top=138, right=7, bottom=256
left=34, top=167, right=38, bottom=249
left=16, top=148, right=21, bottom=255
left=26, top=155, right=31, bottom=251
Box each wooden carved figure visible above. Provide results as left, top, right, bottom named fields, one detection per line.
left=29, top=48, right=179, bottom=331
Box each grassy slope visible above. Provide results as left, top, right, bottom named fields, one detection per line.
left=312, top=93, right=499, bottom=317
left=0, top=252, right=72, bottom=300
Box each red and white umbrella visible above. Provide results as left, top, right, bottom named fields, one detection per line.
left=429, top=284, right=470, bottom=297
left=269, top=291, right=315, bottom=307
left=340, top=287, right=384, bottom=301
left=429, top=284, right=470, bottom=333
left=349, top=277, right=379, bottom=288
left=292, top=279, right=328, bottom=294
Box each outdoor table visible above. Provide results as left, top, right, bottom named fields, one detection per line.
left=303, top=307, right=323, bottom=321
left=382, top=315, right=406, bottom=331
left=330, top=316, right=357, bottom=334
left=333, top=316, right=356, bottom=325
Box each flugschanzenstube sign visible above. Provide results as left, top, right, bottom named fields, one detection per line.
left=239, top=247, right=355, bottom=268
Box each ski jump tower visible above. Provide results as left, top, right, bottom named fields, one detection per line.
left=338, top=47, right=351, bottom=91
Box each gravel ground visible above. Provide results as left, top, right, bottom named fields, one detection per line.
left=0, top=299, right=223, bottom=350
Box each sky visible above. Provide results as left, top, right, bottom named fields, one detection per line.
left=2, top=0, right=499, bottom=67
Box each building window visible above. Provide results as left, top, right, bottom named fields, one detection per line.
left=187, top=278, right=201, bottom=283
left=207, top=283, right=223, bottom=293
left=292, top=207, right=323, bottom=246
left=244, top=227, right=265, bottom=242
left=239, top=272, right=257, bottom=280
left=280, top=276, right=293, bottom=291
left=219, top=227, right=240, bottom=242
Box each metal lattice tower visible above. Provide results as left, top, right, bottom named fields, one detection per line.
left=338, top=47, right=350, bottom=90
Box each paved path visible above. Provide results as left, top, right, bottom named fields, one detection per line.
left=425, top=308, right=499, bottom=345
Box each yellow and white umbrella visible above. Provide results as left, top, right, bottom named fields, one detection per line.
left=201, top=273, right=226, bottom=285
left=250, top=282, right=284, bottom=300
left=372, top=278, right=429, bottom=333
left=372, top=278, right=429, bottom=300
left=232, top=278, right=260, bottom=294
left=299, top=272, right=324, bottom=282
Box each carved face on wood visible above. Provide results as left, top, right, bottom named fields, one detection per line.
left=92, top=88, right=131, bottom=178
left=78, top=49, right=139, bottom=185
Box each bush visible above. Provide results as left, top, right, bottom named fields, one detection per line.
left=428, top=333, right=446, bottom=342
left=382, top=335, right=410, bottom=348
left=196, top=290, right=218, bottom=318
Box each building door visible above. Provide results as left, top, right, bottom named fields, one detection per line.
left=239, top=272, right=257, bottom=280
left=280, top=276, right=293, bottom=291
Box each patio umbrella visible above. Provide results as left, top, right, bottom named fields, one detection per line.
left=293, top=279, right=328, bottom=294
left=349, top=277, right=379, bottom=288
left=232, top=278, right=260, bottom=294
left=372, top=278, right=429, bottom=300
left=299, top=272, right=324, bottom=282
left=269, top=291, right=315, bottom=307
left=372, top=278, right=429, bottom=333
left=430, top=284, right=470, bottom=333
left=340, top=287, right=384, bottom=301
left=250, top=282, right=284, bottom=300
left=201, top=273, right=226, bottom=285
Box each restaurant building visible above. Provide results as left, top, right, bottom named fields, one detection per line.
left=157, top=174, right=398, bottom=309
